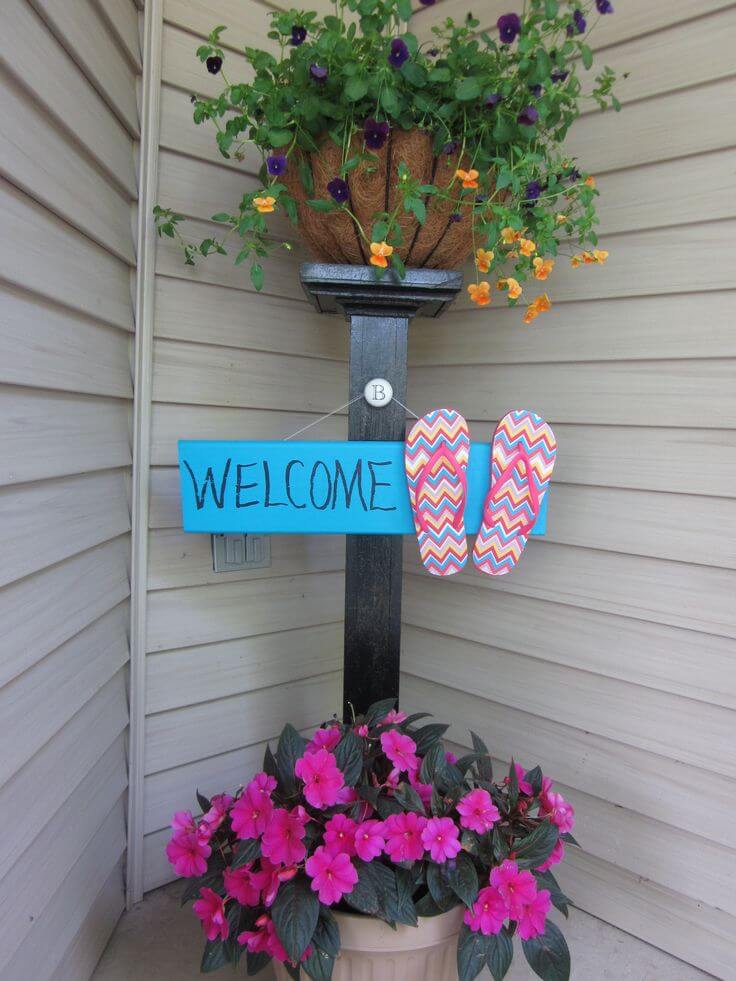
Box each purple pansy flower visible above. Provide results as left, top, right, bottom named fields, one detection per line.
left=551, top=69, right=569, bottom=83
left=419, top=0, right=436, bottom=5
left=310, top=64, right=328, bottom=83
left=517, top=105, right=539, bottom=127
left=291, top=25, right=307, bottom=46
left=266, top=154, right=287, bottom=176
left=525, top=180, right=543, bottom=202
left=528, top=84, right=543, bottom=98
left=428, top=48, right=439, bottom=57
left=485, top=92, right=502, bottom=108
left=449, top=212, right=462, bottom=223
left=389, top=38, right=410, bottom=68
left=327, top=177, right=350, bottom=203
left=497, top=12, right=521, bottom=44
left=596, top=0, right=614, bottom=12
left=567, top=9, right=586, bottom=35
left=566, top=166, right=582, bottom=183
left=363, top=118, right=389, bottom=150
left=443, top=140, right=459, bottom=154
left=206, top=55, right=223, bottom=75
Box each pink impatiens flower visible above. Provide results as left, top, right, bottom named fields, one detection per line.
left=193, top=888, right=229, bottom=941
left=512, top=763, right=534, bottom=796
left=381, top=708, right=408, bottom=725
left=201, top=793, right=233, bottom=833
left=536, top=838, right=565, bottom=873
left=517, top=889, right=552, bottom=940
left=305, top=846, right=359, bottom=905
left=408, top=768, right=433, bottom=806
left=294, top=748, right=345, bottom=808
left=380, top=730, right=419, bottom=773
left=238, top=914, right=288, bottom=962
left=261, top=806, right=309, bottom=865
left=166, top=830, right=211, bottom=878
left=223, top=863, right=267, bottom=906
left=457, top=789, right=501, bottom=834
left=353, top=820, right=385, bottom=862
left=421, top=817, right=461, bottom=863
left=383, top=811, right=428, bottom=862
left=306, top=725, right=341, bottom=755
left=324, top=814, right=357, bottom=856
left=464, top=885, right=507, bottom=935
left=259, top=857, right=282, bottom=907
left=171, top=810, right=197, bottom=835
left=250, top=772, right=277, bottom=797
left=491, top=860, right=538, bottom=918
left=541, top=792, right=575, bottom=834
left=230, top=784, right=274, bottom=840
left=356, top=724, right=369, bottom=737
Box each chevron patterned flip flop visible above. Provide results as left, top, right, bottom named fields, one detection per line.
left=473, top=409, right=557, bottom=576
left=405, top=408, right=470, bottom=576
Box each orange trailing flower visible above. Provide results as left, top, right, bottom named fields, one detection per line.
left=584, top=176, right=596, bottom=188
left=533, top=257, right=554, bottom=280
left=467, top=281, right=492, bottom=306
left=253, top=195, right=276, bottom=213
left=475, top=248, right=494, bottom=273
left=455, top=168, right=479, bottom=189
left=497, top=277, right=522, bottom=300
left=501, top=226, right=523, bottom=244
left=519, top=238, right=536, bottom=257
left=555, top=213, right=567, bottom=225
left=571, top=251, right=594, bottom=267
left=369, top=241, right=394, bottom=268
left=593, top=249, right=609, bottom=264
left=523, top=293, right=552, bottom=324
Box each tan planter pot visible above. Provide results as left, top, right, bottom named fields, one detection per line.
left=282, top=129, right=481, bottom=270
left=272, top=907, right=464, bottom=980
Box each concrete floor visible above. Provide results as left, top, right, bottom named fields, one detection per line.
left=93, top=882, right=712, bottom=981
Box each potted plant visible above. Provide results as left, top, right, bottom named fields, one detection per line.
left=154, top=0, right=618, bottom=321
left=166, top=699, right=578, bottom=979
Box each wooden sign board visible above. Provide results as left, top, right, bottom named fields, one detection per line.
left=179, top=440, right=548, bottom=536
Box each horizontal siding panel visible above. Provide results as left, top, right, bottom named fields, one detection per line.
left=568, top=78, right=736, bottom=173
left=145, top=670, right=341, bottom=774
left=164, top=0, right=274, bottom=49
left=162, top=23, right=252, bottom=97
left=0, top=67, right=135, bottom=263
left=409, top=359, right=736, bottom=428
left=0, top=739, right=127, bottom=970
left=401, top=624, right=736, bottom=776
left=0, top=537, right=130, bottom=686
left=0, top=469, right=131, bottom=589
left=411, top=291, right=736, bottom=365
left=155, top=276, right=347, bottom=361
left=148, top=527, right=343, bottom=589
left=0, top=0, right=136, bottom=195
left=403, top=576, right=736, bottom=711
left=545, top=483, right=736, bottom=568
left=401, top=675, right=735, bottom=850
left=146, top=571, right=344, bottom=651
left=155, top=214, right=306, bottom=300
left=95, top=0, right=141, bottom=68
left=0, top=286, right=133, bottom=398
left=0, top=672, right=128, bottom=882
left=28, top=0, right=139, bottom=135
left=0, top=604, right=129, bottom=785
left=153, top=338, right=346, bottom=411
left=0, top=180, right=135, bottom=331
left=0, top=387, right=131, bottom=485
left=560, top=849, right=736, bottom=980
left=146, top=621, right=342, bottom=712
left=0, top=801, right=126, bottom=981
left=405, top=540, right=736, bottom=639
left=151, top=404, right=346, bottom=466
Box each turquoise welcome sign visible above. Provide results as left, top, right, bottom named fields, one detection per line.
left=178, top=440, right=548, bottom=536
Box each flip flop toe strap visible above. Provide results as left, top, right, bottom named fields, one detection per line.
left=413, top=447, right=468, bottom=535
left=485, top=449, right=540, bottom=538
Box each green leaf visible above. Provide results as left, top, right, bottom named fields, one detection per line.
left=380, top=87, right=400, bottom=115
left=246, top=950, right=272, bottom=976
left=201, top=940, right=230, bottom=973
left=394, top=867, right=419, bottom=927
left=514, top=821, right=559, bottom=871
left=196, top=790, right=211, bottom=813
left=364, top=697, right=396, bottom=726
left=345, top=76, right=369, bottom=101
left=533, top=869, right=570, bottom=918
left=298, top=159, right=314, bottom=195
left=426, top=862, right=459, bottom=911
left=371, top=220, right=389, bottom=243
left=272, top=874, right=320, bottom=964
left=428, top=67, right=451, bottom=82
left=396, top=0, right=412, bottom=20
left=314, top=907, right=340, bottom=956
left=210, top=212, right=231, bottom=223
left=446, top=852, right=479, bottom=907
left=250, top=262, right=264, bottom=292
left=457, top=924, right=490, bottom=981
left=492, top=115, right=514, bottom=143
left=581, top=44, right=593, bottom=70
left=390, top=252, right=406, bottom=278
left=232, top=837, right=261, bottom=869
left=269, top=129, right=293, bottom=147
left=344, top=859, right=399, bottom=923
left=412, top=723, right=449, bottom=756
left=524, top=765, right=544, bottom=796
left=486, top=929, right=514, bottom=980
left=521, top=921, right=571, bottom=981
left=276, top=723, right=307, bottom=795
left=334, top=730, right=363, bottom=786
left=307, top=198, right=338, bottom=213
left=470, top=732, right=493, bottom=782
left=455, top=77, right=481, bottom=101
left=393, top=781, right=425, bottom=813
left=401, top=61, right=427, bottom=87
left=507, top=759, right=519, bottom=810
left=419, top=742, right=445, bottom=785
left=303, top=945, right=335, bottom=981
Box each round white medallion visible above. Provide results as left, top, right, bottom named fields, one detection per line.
left=363, top=377, right=394, bottom=407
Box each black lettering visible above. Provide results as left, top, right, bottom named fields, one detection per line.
left=367, top=460, right=396, bottom=511
left=184, top=458, right=231, bottom=510
left=263, top=460, right=287, bottom=507
left=309, top=460, right=332, bottom=511
left=235, top=462, right=258, bottom=508
left=331, top=459, right=367, bottom=511
left=285, top=460, right=306, bottom=509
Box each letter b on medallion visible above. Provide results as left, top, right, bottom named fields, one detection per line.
left=363, top=377, right=393, bottom=408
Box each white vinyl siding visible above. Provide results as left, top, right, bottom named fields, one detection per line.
left=0, top=0, right=140, bottom=977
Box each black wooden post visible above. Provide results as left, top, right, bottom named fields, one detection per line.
left=300, top=264, right=462, bottom=719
